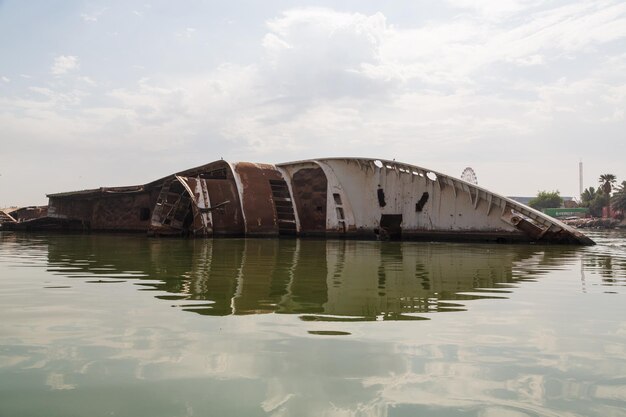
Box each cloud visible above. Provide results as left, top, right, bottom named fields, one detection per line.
left=51, top=55, right=80, bottom=75
left=176, top=27, right=197, bottom=39
left=260, top=8, right=393, bottom=100
left=80, top=7, right=106, bottom=22
left=78, top=76, right=97, bottom=86
left=374, top=1, right=626, bottom=89
left=27, top=8, right=626, bottom=149
left=14, top=5, right=626, bottom=157
left=446, top=0, right=543, bottom=20
left=1, top=76, right=9, bottom=83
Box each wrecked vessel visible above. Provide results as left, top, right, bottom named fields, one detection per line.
left=5, top=158, right=594, bottom=245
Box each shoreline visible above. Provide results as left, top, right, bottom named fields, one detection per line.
left=562, top=217, right=625, bottom=229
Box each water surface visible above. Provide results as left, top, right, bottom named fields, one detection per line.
left=1, top=231, right=625, bottom=416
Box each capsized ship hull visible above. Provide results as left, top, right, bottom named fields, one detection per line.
left=14, top=158, right=592, bottom=245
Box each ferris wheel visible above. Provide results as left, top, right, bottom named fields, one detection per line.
left=461, top=167, right=478, bottom=185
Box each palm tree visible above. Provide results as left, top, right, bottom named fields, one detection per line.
left=599, top=174, right=617, bottom=217
left=599, top=174, right=616, bottom=194
left=580, top=187, right=598, bottom=205
left=612, top=181, right=626, bottom=215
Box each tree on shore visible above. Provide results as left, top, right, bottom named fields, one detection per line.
left=581, top=187, right=598, bottom=204
left=529, top=190, right=562, bottom=210
left=599, top=174, right=617, bottom=195
left=580, top=186, right=607, bottom=217
left=599, top=174, right=617, bottom=216
left=612, top=181, right=626, bottom=216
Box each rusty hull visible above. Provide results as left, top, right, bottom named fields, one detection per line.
left=234, top=162, right=286, bottom=236
left=9, top=158, right=594, bottom=245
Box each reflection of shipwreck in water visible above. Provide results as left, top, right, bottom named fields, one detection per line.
left=6, top=158, right=593, bottom=244
left=44, top=236, right=557, bottom=320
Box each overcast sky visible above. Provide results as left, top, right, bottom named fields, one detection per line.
left=1, top=0, right=625, bottom=206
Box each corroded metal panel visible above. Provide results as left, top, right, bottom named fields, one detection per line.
left=204, top=178, right=244, bottom=235
left=278, top=160, right=356, bottom=235
left=291, top=167, right=327, bottom=234
left=48, top=197, right=93, bottom=222
left=91, top=192, right=154, bottom=231
left=233, top=162, right=285, bottom=236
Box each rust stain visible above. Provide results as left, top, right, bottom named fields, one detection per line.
left=291, top=167, right=327, bottom=234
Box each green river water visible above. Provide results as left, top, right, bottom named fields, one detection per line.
left=1, top=230, right=625, bottom=416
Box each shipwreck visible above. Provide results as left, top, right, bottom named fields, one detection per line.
left=1, top=158, right=593, bottom=245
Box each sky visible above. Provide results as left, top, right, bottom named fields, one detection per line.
left=1, top=0, right=625, bottom=207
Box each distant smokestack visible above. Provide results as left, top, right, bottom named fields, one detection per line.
left=579, top=160, right=583, bottom=198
